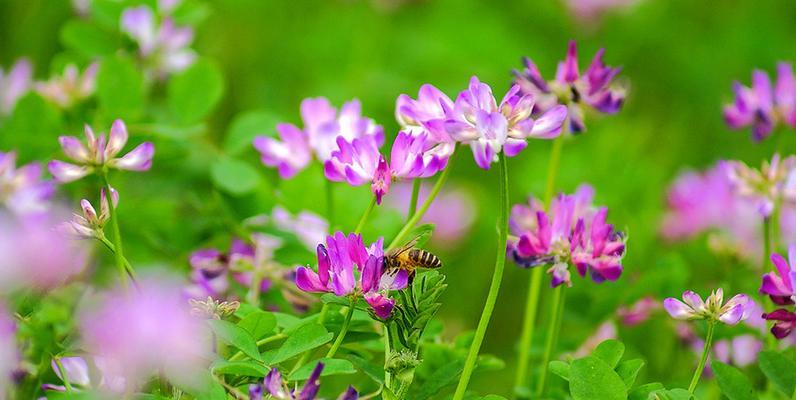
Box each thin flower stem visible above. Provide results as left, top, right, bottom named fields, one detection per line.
left=384, top=324, right=392, bottom=388
left=688, top=320, right=716, bottom=394
left=326, top=179, right=336, bottom=230
left=387, top=159, right=453, bottom=251
left=96, top=234, right=138, bottom=283
left=763, top=216, right=772, bottom=270
left=326, top=297, right=356, bottom=358
left=53, top=356, right=73, bottom=393
left=536, top=286, right=566, bottom=396
left=407, top=178, right=421, bottom=223
left=355, top=196, right=377, bottom=235
left=100, top=171, right=132, bottom=288
left=514, top=134, right=565, bottom=397
left=215, top=376, right=248, bottom=400
left=453, top=152, right=510, bottom=400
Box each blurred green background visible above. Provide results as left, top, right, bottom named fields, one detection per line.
left=2, top=0, right=796, bottom=396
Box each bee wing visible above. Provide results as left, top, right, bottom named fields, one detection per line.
left=386, top=235, right=421, bottom=257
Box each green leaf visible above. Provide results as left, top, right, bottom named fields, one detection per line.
left=616, top=358, right=644, bottom=389
left=414, top=359, right=464, bottom=400
left=60, top=20, right=117, bottom=57
left=2, top=93, right=61, bottom=158
left=212, top=360, right=269, bottom=377
left=759, top=350, right=796, bottom=396
left=168, top=59, right=225, bottom=124
left=628, top=383, right=665, bottom=400
left=649, top=388, right=692, bottom=400
left=288, top=358, right=356, bottom=380
left=348, top=355, right=385, bottom=385
left=711, top=360, right=758, bottom=400
left=569, top=356, right=628, bottom=400
left=273, top=312, right=302, bottom=331
left=593, top=339, right=625, bottom=368
left=237, top=310, right=277, bottom=340
left=210, top=158, right=262, bottom=196
left=261, top=323, right=333, bottom=364
left=207, top=319, right=262, bottom=361
left=549, top=360, right=571, bottom=381
left=97, top=55, right=145, bottom=120
left=224, top=110, right=281, bottom=155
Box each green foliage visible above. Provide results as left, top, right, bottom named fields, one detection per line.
left=207, top=319, right=263, bottom=362
left=711, top=360, right=759, bottom=400
left=391, top=270, right=447, bottom=351
left=569, top=356, right=628, bottom=400
left=758, top=350, right=796, bottom=396
left=168, top=59, right=225, bottom=125
left=237, top=310, right=277, bottom=340
left=288, top=357, right=357, bottom=380
left=60, top=20, right=118, bottom=58
left=224, top=110, right=281, bottom=155
left=97, top=55, right=145, bottom=120
left=261, top=322, right=333, bottom=364
left=211, top=360, right=269, bottom=377
left=210, top=157, right=263, bottom=196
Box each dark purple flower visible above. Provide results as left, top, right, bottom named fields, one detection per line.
left=48, top=120, right=155, bottom=183
left=664, top=289, right=751, bottom=325
left=255, top=97, right=384, bottom=179
left=724, top=63, right=796, bottom=141
left=763, top=309, right=796, bottom=339
left=514, top=41, right=625, bottom=133
left=249, top=363, right=357, bottom=400
left=760, top=244, right=796, bottom=305
left=0, top=151, right=55, bottom=215
left=295, top=232, right=407, bottom=318
left=445, top=76, right=567, bottom=169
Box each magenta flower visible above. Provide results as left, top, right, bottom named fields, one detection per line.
left=445, top=76, right=567, bottom=169
left=323, top=135, right=392, bottom=204
left=509, top=184, right=624, bottom=287
left=389, top=131, right=449, bottom=179
left=254, top=97, right=384, bottom=179
left=514, top=41, right=625, bottom=133
left=0, top=212, right=87, bottom=293
left=0, top=151, right=55, bottom=215
left=761, top=244, right=796, bottom=305
left=48, top=120, right=155, bottom=183
left=395, top=84, right=457, bottom=160
left=724, top=63, right=796, bottom=141
left=34, top=63, right=98, bottom=108
left=58, top=187, right=118, bottom=239
left=80, top=278, right=212, bottom=390
left=249, top=363, right=358, bottom=400
left=295, top=232, right=408, bottom=319
left=0, top=59, right=31, bottom=115
left=763, top=309, right=796, bottom=339
left=121, top=5, right=196, bottom=76
left=725, top=154, right=796, bottom=217
left=664, top=289, right=751, bottom=325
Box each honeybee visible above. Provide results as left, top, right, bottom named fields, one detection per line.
left=384, top=236, right=442, bottom=282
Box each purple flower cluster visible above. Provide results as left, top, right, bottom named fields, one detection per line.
left=514, top=41, right=625, bottom=133
left=508, top=185, right=626, bottom=287
left=58, top=187, right=118, bottom=239
left=121, top=5, right=196, bottom=77
left=724, top=63, right=796, bottom=141
left=760, top=245, right=796, bottom=339
left=249, top=363, right=358, bottom=400
left=664, top=289, right=751, bottom=325
left=49, top=120, right=155, bottom=183
left=295, top=232, right=407, bottom=319
left=34, top=63, right=98, bottom=109
left=0, top=59, right=32, bottom=115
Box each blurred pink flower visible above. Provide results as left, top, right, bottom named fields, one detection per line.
left=0, top=305, right=15, bottom=391
left=386, top=181, right=475, bottom=248
left=573, top=320, right=617, bottom=358
left=712, top=335, right=762, bottom=368
left=80, top=278, right=212, bottom=390
left=0, top=59, right=32, bottom=115
left=121, top=5, right=196, bottom=77
left=0, top=212, right=87, bottom=293
left=724, top=63, right=796, bottom=141
left=725, top=154, right=796, bottom=217
left=268, top=206, right=328, bottom=251
left=616, top=296, right=660, bottom=326
left=34, top=63, right=97, bottom=108
left=0, top=151, right=55, bottom=215
left=565, top=0, right=640, bottom=24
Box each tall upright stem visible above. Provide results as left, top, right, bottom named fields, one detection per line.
left=326, top=179, right=335, bottom=230
left=688, top=320, right=716, bottom=394
left=514, top=134, right=565, bottom=397
left=762, top=216, right=771, bottom=270
left=387, top=160, right=452, bottom=251
left=355, top=197, right=377, bottom=235
left=453, top=153, right=509, bottom=400
left=407, top=179, right=421, bottom=223
left=326, top=297, right=356, bottom=358
left=536, top=286, right=566, bottom=396
left=100, top=171, right=132, bottom=288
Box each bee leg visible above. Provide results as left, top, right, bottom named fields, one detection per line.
left=407, top=270, right=416, bottom=284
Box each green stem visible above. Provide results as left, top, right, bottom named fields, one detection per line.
left=229, top=333, right=287, bottom=362
left=99, top=171, right=133, bottom=288
left=772, top=200, right=782, bottom=253
left=452, top=152, right=510, bottom=400
left=355, top=196, right=377, bottom=235
left=763, top=216, right=772, bottom=271
left=688, top=320, right=716, bottom=394
left=407, top=179, right=421, bottom=223
left=535, top=286, right=567, bottom=396
left=514, top=134, right=565, bottom=398
left=96, top=234, right=137, bottom=282
left=326, top=297, right=356, bottom=358
left=326, top=179, right=335, bottom=230
left=53, top=357, right=73, bottom=393
left=387, top=160, right=452, bottom=251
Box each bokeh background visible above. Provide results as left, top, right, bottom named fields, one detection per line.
left=2, top=0, right=796, bottom=396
